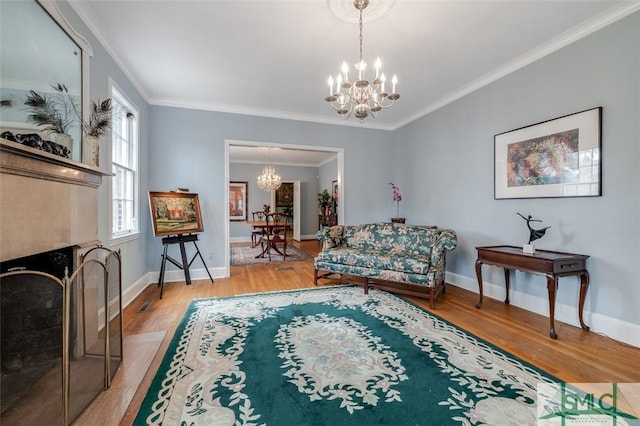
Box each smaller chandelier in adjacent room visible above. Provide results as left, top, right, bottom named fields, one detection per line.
left=257, top=164, right=282, bottom=192
left=324, top=0, right=399, bottom=122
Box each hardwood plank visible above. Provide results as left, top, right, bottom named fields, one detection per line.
left=73, top=240, right=639, bottom=425
left=73, top=331, right=165, bottom=426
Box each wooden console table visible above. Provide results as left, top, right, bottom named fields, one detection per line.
left=475, top=245, right=590, bottom=339
left=318, top=214, right=337, bottom=230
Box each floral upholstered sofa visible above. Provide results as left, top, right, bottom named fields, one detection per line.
left=314, top=223, right=457, bottom=308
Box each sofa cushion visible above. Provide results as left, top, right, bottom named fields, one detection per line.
left=315, top=247, right=431, bottom=275
left=342, top=223, right=436, bottom=257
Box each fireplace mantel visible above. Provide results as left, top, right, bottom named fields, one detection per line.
left=1, top=138, right=111, bottom=187
left=0, top=138, right=111, bottom=262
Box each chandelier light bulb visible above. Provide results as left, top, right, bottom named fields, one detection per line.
left=341, top=62, right=349, bottom=80
left=323, top=0, right=399, bottom=121
left=356, top=60, right=366, bottom=81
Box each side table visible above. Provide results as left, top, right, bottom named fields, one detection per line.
left=475, top=245, right=590, bottom=339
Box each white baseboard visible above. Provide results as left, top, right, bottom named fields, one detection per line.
left=98, top=272, right=152, bottom=329
left=116, top=268, right=225, bottom=317
left=230, top=236, right=251, bottom=243
left=123, top=272, right=154, bottom=307
left=150, top=266, right=228, bottom=284
left=446, top=272, right=640, bottom=348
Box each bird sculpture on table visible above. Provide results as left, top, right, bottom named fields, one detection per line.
left=517, top=212, right=550, bottom=244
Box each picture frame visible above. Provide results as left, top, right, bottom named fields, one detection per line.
left=332, top=180, right=339, bottom=204
left=495, top=107, right=602, bottom=199
left=148, top=191, right=204, bottom=237
left=229, top=181, right=248, bottom=221
left=275, top=182, right=293, bottom=208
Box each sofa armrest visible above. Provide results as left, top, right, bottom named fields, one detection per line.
left=430, top=229, right=458, bottom=269
left=316, top=225, right=344, bottom=250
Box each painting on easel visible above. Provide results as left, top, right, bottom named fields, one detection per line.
left=148, top=191, right=204, bottom=237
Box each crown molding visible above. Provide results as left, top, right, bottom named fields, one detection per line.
left=149, top=97, right=395, bottom=131
left=393, top=1, right=640, bottom=130
left=68, top=0, right=150, bottom=102
left=69, top=0, right=639, bottom=132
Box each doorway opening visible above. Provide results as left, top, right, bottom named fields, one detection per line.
left=224, top=139, right=344, bottom=276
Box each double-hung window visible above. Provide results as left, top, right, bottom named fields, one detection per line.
left=111, top=86, right=139, bottom=240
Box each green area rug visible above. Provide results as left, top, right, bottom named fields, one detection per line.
left=134, top=286, right=559, bottom=425
left=230, top=243, right=313, bottom=266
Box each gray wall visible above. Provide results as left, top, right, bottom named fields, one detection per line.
left=396, top=11, right=640, bottom=327
left=147, top=107, right=393, bottom=273
left=49, top=2, right=638, bottom=341
left=318, top=158, right=338, bottom=200
left=59, top=1, right=151, bottom=296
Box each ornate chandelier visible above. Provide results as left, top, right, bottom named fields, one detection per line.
left=257, top=149, right=282, bottom=191
left=324, top=0, right=399, bottom=121
left=257, top=165, right=282, bottom=191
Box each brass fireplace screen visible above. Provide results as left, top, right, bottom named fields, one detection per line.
left=0, top=246, right=123, bottom=425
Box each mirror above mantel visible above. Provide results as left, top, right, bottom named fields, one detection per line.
left=0, top=0, right=92, bottom=164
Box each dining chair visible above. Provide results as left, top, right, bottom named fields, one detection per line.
left=258, top=212, right=290, bottom=261
left=250, top=210, right=267, bottom=247
left=270, top=212, right=290, bottom=260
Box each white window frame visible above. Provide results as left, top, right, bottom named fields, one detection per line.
left=109, top=81, right=140, bottom=243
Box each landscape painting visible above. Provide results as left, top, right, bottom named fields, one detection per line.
left=149, top=191, right=204, bottom=237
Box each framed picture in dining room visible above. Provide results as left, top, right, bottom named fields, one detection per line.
left=229, top=181, right=248, bottom=221
left=332, top=180, right=339, bottom=204
left=494, top=107, right=602, bottom=199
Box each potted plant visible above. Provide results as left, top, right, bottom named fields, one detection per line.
left=22, top=83, right=79, bottom=150
left=389, top=182, right=405, bottom=224
left=1, top=83, right=113, bottom=166
left=82, top=98, right=113, bottom=167
left=24, top=84, right=77, bottom=132
left=318, top=189, right=331, bottom=216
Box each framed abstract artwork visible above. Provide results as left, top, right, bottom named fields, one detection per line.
left=148, top=191, right=204, bottom=237
left=229, top=181, right=248, bottom=221
left=494, top=107, right=602, bottom=199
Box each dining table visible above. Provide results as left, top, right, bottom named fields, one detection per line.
left=245, top=220, right=287, bottom=258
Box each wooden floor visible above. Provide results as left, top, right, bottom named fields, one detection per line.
left=75, top=240, right=639, bottom=425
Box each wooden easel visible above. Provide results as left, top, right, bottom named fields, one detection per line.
left=157, top=233, right=213, bottom=298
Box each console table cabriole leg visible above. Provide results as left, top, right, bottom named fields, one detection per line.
left=578, top=271, right=591, bottom=331
left=503, top=268, right=511, bottom=305
left=546, top=274, right=559, bottom=339
left=475, top=260, right=484, bottom=308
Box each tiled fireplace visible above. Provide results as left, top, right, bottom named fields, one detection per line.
left=0, top=138, right=119, bottom=425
